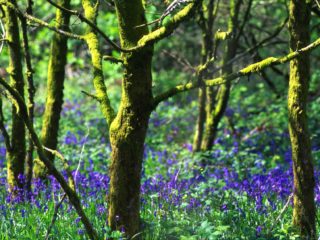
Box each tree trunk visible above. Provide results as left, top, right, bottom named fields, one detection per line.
left=193, top=86, right=206, bottom=151
left=288, top=0, right=316, bottom=238
left=108, top=0, right=153, bottom=237
left=34, top=0, right=70, bottom=178
left=21, top=0, right=36, bottom=194
left=193, top=36, right=211, bottom=152
left=4, top=0, right=26, bottom=193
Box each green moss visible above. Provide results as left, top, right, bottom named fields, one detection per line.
left=240, top=57, right=278, bottom=74
left=82, top=0, right=98, bottom=21
left=214, top=31, right=231, bottom=41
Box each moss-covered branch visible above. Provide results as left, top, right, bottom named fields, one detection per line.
left=82, top=0, right=116, bottom=127
left=128, top=1, right=201, bottom=51
left=152, top=36, right=320, bottom=108
left=0, top=77, right=98, bottom=240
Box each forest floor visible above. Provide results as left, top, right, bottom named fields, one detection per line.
left=0, top=89, right=320, bottom=239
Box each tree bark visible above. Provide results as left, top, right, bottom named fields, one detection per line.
left=4, top=0, right=26, bottom=193
left=34, top=0, right=70, bottom=178
left=108, top=0, right=153, bottom=237
left=288, top=0, right=316, bottom=238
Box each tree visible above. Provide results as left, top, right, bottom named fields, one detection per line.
left=3, top=0, right=26, bottom=194
left=192, top=0, right=215, bottom=151
left=288, top=0, right=316, bottom=238
left=201, top=0, right=245, bottom=150
left=193, top=0, right=253, bottom=151
left=34, top=0, right=71, bottom=178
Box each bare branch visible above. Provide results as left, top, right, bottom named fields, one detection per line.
left=45, top=193, right=67, bottom=240
left=81, top=90, right=100, bottom=102
left=211, top=17, right=288, bottom=76
left=102, top=55, right=123, bottom=64
left=44, top=146, right=76, bottom=240
left=161, top=49, right=195, bottom=72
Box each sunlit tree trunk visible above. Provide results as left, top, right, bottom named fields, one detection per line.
left=34, top=0, right=70, bottom=178
left=108, top=1, right=153, bottom=237
left=4, top=0, right=26, bottom=193
left=201, top=0, right=240, bottom=150
left=288, top=0, right=316, bottom=238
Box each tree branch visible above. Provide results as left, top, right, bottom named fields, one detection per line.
left=46, top=0, right=125, bottom=52
left=152, top=37, right=320, bottom=108
left=0, top=1, right=83, bottom=40
left=81, top=90, right=100, bottom=102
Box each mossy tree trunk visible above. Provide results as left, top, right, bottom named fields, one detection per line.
left=193, top=0, right=214, bottom=152
left=34, top=0, right=70, bottom=178
left=4, top=0, right=26, bottom=193
left=81, top=0, right=152, bottom=237
left=201, top=0, right=241, bottom=150
left=288, top=0, right=316, bottom=238
left=108, top=0, right=153, bottom=237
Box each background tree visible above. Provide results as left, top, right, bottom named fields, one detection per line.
left=201, top=0, right=245, bottom=150
left=288, top=0, right=316, bottom=238
left=192, top=0, right=216, bottom=151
